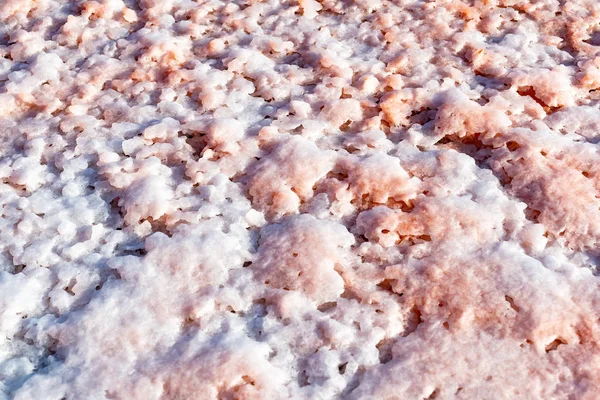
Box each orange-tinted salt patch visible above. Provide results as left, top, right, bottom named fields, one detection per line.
left=247, top=136, right=334, bottom=217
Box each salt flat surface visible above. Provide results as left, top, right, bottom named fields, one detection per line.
left=2, top=0, right=600, bottom=399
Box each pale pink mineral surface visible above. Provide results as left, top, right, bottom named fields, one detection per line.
left=2, top=0, right=600, bottom=399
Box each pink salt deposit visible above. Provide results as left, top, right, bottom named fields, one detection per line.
left=2, top=0, right=600, bottom=399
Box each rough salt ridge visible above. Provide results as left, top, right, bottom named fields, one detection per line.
left=2, top=0, right=600, bottom=399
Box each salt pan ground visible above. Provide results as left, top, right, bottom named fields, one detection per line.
left=2, top=0, right=600, bottom=399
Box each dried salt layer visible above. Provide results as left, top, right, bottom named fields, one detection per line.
left=3, top=0, right=600, bottom=399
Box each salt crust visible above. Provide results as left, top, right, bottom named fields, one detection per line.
left=2, top=0, right=600, bottom=399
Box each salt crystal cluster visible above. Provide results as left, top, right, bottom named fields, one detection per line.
left=2, top=0, right=600, bottom=399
